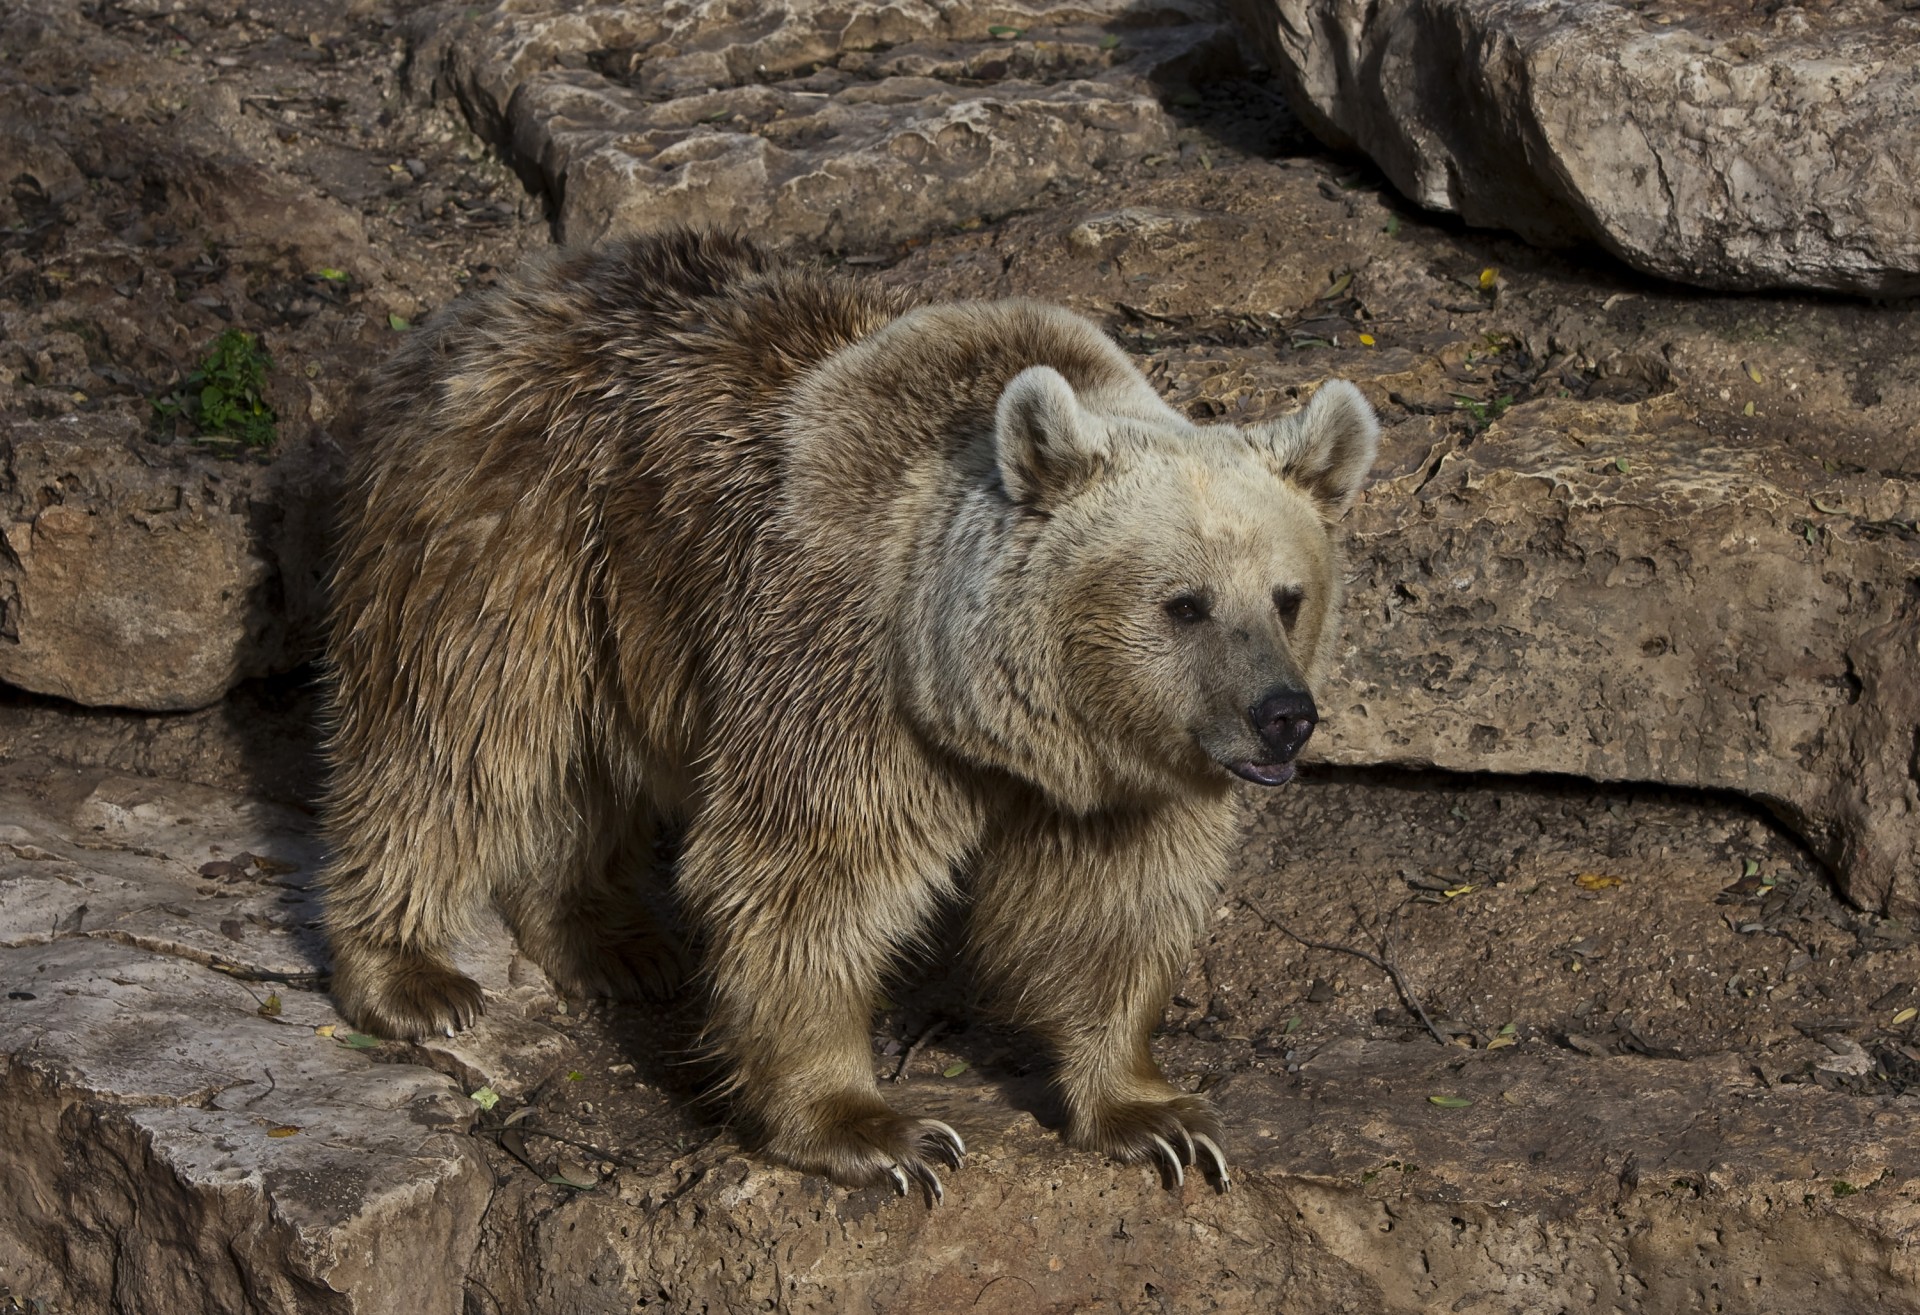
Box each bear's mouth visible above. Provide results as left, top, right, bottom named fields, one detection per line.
left=1229, top=760, right=1297, bottom=787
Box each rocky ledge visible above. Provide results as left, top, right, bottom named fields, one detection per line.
left=4, top=761, right=1918, bottom=1314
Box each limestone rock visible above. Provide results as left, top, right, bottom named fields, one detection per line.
left=0, top=762, right=566, bottom=1315
left=0, top=414, right=332, bottom=712
left=1334, top=398, right=1920, bottom=917
left=1235, top=0, right=1920, bottom=295
left=408, top=0, right=1240, bottom=247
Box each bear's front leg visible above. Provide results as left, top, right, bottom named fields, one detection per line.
left=676, top=813, right=966, bottom=1202
left=970, top=792, right=1239, bottom=1191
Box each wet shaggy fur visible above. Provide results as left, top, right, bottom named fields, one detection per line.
left=320, top=229, right=1379, bottom=1195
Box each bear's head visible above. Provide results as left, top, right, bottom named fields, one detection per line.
left=985, top=368, right=1378, bottom=806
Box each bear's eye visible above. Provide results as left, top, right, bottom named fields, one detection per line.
left=1274, top=587, right=1304, bottom=629
left=1164, top=595, right=1210, bottom=626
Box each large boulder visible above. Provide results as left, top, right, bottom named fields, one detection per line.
left=1336, top=397, right=1920, bottom=919
left=1234, top=0, right=1920, bottom=296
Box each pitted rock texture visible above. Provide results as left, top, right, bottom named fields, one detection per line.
left=1336, top=400, right=1920, bottom=919
left=1234, top=0, right=1920, bottom=295
left=407, top=0, right=1241, bottom=247
left=0, top=0, right=545, bottom=714
left=0, top=414, right=332, bottom=712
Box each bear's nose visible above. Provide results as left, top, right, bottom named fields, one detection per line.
left=1251, top=688, right=1318, bottom=762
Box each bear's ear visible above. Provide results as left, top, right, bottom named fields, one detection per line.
left=994, top=366, right=1109, bottom=506
left=1254, top=380, right=1380, bottom=516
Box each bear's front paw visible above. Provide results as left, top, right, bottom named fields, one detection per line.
left=331, top=947, right=486, bottom=1040
left=767, top=1101, right=967, bottom=1206
left=1075, top=1094, right=1230, bottom=1192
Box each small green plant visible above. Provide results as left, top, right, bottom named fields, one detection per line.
left=154, top=328, right=278, bottom=453
left=1452, top=393, right=1514, bottom=430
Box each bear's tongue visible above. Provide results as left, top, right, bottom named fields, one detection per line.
left=1231, top=761, right=1296, bottom=786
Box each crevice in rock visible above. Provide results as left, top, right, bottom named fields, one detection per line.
left=0, top=927, right=330, bottom=990
left=1305, top=759, right=1844, bottom=899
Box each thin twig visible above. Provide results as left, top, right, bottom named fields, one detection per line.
left=1239, top=895, right=1450, bottom=1047
left=243, top=1067, right=277, bottom=1107
left=890, top=1019, right=947, bottom=1083
left=479, top=1122, right=642, bottom=1172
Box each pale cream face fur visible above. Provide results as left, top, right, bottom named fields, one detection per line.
left=903, top=362, right=1379, bottom=812
left=1042, top=437, right=1341, bottom=787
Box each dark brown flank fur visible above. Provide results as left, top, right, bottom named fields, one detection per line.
left=321, top=229, right=1368, bottom=1194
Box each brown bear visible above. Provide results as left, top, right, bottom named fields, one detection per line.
left=319, top=229, right=1378, bottom=1201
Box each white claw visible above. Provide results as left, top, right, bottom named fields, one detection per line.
left=1177, top=1124, right=1196, bottom=1166
left=889, top=1165, right=910, bottom=1197
left=1194, top=1133, right=1231, bottom=1192
left=923, top=1167, right=944, bottom=1205
left=1149, top=1133, right=1184, bottom=1189
left=443, top=1024, right=455, bottom=1038
left=921, top=1121, right=967, bottom=1151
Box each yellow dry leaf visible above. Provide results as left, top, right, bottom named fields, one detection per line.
left=1358, top=333, right=1376, bottom=346
left=1743, top=401, right=1756, bottom=417
left=1894, top=1007, right=1918, bottom=1026
left=267, top=1125, right=301, bottom=1137
left=1478, top=267, right=1498, bottom=288
left=313, top=1024, right=335, bottom=1038
left=1575, top=873, right=1623, bottom=890
left=1486, top=1035, right=1516, bottom=1050
left=1442, top=884, right=1475, bottom=898
left=1745, top=363, right=1764, bottom=384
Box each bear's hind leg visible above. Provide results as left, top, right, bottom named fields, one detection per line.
left=498, top=806, right=688, bottom=1003
left=969, top=795, right=1237, bottom=1191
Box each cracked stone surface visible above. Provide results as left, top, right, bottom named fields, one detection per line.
left=1235, top=0, right=1920, bottom=295
left=406, top=0, right=1241, bottom=247
left=0, top=413, right=334, bottom=712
